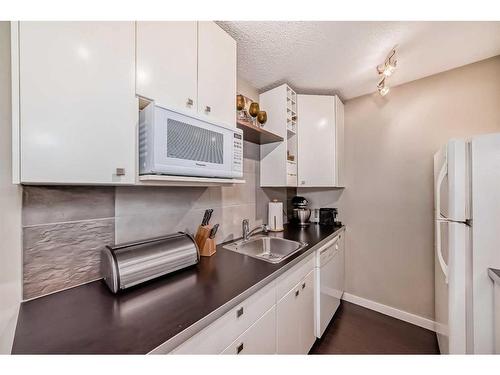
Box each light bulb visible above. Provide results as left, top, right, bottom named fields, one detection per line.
left=379, top=85, right=390, bottom=96
left=383, top=63, right=396, bottom=77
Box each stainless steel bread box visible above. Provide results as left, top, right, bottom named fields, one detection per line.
left=101, top=233, right=199, bottom=293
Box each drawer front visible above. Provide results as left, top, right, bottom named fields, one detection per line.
left=221, top=306, right=276, bottom=355
left=171, top=281, right=276, bottom=354
left=276, top=253, right=315, bottom=301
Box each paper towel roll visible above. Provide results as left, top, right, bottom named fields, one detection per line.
left=268, top=200, right=284, bottom=232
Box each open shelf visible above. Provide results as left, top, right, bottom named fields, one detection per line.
left=237, top=119, right=284, bottom=145
left=139, top=175, right=246, bottom=186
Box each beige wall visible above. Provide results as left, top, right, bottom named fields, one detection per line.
left=0, top=21, right=22, bottom=353
left=341, top=56, right=500, bottom=319
left=237, top=76, right=259, bottom=102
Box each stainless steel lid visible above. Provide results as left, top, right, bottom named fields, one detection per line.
left=101, top=232, right=199, bottom=293
left=291, top=196, right=309, bottom=208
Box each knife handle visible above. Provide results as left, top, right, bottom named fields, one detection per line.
left=210, top=224, right=219, bottom=239
left=206, top=209, right=213, bottom=225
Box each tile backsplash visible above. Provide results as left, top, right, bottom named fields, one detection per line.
left=21, top=141, right=288, bottom=299
left=22, top=186, right=115, bottom=299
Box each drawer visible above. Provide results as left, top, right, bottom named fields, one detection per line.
left=276, top=252, right=314, bottom=301
left=221, top=306, right=276, bottom=355
left=171, top=280, right=276, bottom=354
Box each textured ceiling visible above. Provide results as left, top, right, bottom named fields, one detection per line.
left=217, top=21, right=500, bottom=100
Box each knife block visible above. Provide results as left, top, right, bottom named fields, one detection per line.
left=200, top=237, right=216, bottom=257
left=194, top=225, right=216, bottom=257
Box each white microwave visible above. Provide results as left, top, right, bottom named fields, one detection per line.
left=139, top=103, right=243, bottom=179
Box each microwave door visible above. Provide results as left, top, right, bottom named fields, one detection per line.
left=152, top=107, right=234, bottom=178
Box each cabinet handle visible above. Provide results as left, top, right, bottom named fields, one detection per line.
left=186, top=98, right=194, bottom=107
left=302, top=282, right=306, bottom=289
left=236, top=307, right=244, bottom=318
left=116, top=168, right=125, bottom=176
left=237, top=342, right=244, bottom=354
left=295, top=290, right=299, bottom=297
left=205, top=105, right=211, bottom=113
left=301, top=180, right=305, bottom=185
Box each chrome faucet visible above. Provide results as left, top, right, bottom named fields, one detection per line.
left=242, top=219, right=270, bottom=241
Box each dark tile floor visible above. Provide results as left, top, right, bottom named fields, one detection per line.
left=310, top=301, right=440, bottom=354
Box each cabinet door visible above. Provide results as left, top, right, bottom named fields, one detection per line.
left=19, top=22, right=136, bottom=184
left=335, top=96, right=345, bottom=187
left=197, top=22, right=237, bottom=128
left=136, top=22, right=198, bottom=114
left=297, top=94, right=336, bottom=187
left=171, top=281, right=275, bottom=354
left=222, top=306, right=276, bottom=355
left=299, top=270, right=316, bottom=353
left=276, top=283, right=302, bottom=354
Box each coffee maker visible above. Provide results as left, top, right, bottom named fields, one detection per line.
left=290, top=196, right=311, bottom=227
left=319, top=207, right=341, bottom=227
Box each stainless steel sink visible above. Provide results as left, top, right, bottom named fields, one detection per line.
left=223, top=235, right=308, bottom=264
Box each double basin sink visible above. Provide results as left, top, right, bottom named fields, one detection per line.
left=223, top=235, right=308, bottom=264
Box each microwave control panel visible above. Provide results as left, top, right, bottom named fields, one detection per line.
left=232, top=132, right=243, bottom=177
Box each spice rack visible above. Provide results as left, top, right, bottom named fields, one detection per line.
left=259, top=83, right=298, bottom=187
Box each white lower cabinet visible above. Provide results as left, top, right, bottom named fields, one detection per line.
left=276, top=270, right=316, bottom=354
left=300, top=271, right=317, bottom=353
left=276, top=283, right=302, bottom=354
left=171, top=281, right=276, bottom=354
left=222, top=306, right=276, bottom=355
left=170, top=252, right=317, bottom=355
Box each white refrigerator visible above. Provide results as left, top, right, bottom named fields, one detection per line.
left=434, top=133, right=500, bottom=354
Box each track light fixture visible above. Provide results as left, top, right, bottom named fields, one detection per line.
left=377, top=46, right=398, bottom=96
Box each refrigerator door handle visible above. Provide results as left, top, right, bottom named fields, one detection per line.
left=435, top=162, right=449, bottom=283
left=436, top=217, right=472, bottom=227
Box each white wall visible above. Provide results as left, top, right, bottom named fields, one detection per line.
left=0, top=21, right=22, bottom=354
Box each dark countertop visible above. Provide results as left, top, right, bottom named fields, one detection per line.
left=489, top=268, right=500, bottom=284
left=12, top=224, right=344, bottom=354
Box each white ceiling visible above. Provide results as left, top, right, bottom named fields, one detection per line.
left=217, top=21, right=500, bottom=100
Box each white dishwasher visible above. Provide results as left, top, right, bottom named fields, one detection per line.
left=315, top=231, right=345, bottom=338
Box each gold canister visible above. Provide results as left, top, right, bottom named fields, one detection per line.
left=236, top=95, right=245, bottom=111
left=257, top=110, right=267, bottom=126
left=248, top=102, right=260, bottom=118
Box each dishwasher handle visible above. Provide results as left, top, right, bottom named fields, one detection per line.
left=319, top=235, right=339, bottom=254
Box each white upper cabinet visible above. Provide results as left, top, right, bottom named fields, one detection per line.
left=297, top=94, right=344, bottom=187
left=197, top=21, right=237, bottom=128
left=136, top=21, right=236, bottom=128
left=16, top=21, right=137, bottom=184
left=136, top=22, right=198, bottom=114
left=13, top=21, right=237, bottom=185
left=335, top=95, right=345, bottom=186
